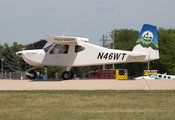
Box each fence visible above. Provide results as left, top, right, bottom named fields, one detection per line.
left=0, top=72, right=28, bottom=80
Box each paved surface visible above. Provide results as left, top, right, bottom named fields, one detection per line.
left=0, top=79, right=175, bottom=90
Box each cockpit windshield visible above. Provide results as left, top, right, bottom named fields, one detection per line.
left=43, top=41, right=53, bottom=53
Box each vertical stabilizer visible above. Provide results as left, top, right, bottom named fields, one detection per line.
left=132, top=24, right=159, bottom=60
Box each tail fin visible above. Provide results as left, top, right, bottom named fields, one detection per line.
left=132, top=24, right=159, bottom=60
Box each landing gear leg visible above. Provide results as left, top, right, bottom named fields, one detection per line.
left=26, top=67, right=37, bottom=80
left=27, top=70, right=37, bottom=79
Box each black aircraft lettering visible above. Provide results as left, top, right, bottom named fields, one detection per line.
left=97, top=52, right=127, bottom=60
left=97, top=52, right=104, bottom=59
left=113, top=53, right=121, bottom=60
left=122, top=53, right=127, bottom=60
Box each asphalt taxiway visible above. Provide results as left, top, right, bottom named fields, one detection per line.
left=0, top=79, right=175, bottom=90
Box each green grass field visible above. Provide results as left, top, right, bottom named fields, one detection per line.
left=0, top=90, right=175, bottom=120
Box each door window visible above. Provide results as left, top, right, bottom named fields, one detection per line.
left=50, top=44, right=69, bottom=54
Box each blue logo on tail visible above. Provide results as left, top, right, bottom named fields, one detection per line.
left=135, top=24, right=158, bottom=50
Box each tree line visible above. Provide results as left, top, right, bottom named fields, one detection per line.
left=0, top=27, right=175, bottom=78
left=108, top=27, right=175, bottom=76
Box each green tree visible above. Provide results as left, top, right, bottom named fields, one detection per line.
left=110, top=29, right=139, bottom=51
left=33, top=39, right=47, bottom=49
left=47, top=66, right=65, bottom=79
left=11, top=42, right=25, bottom=53
left=109, top=29, right=146, bottom=76
left=109, top=27, right=175, bottom=76
left=151, top=28, right=175, bottom=75
left=11, top=42, right=25, bottom=71
left=0, top=45, right=5, bottom=58
left=0, top=44, right=20, bottom=72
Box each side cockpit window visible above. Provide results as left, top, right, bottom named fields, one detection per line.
left=50, top=44, right=69, bottom=54
left=75, top=45, right=85, bottom=53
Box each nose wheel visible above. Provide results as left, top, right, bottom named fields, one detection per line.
left=27, top=70, right=37, bottom=79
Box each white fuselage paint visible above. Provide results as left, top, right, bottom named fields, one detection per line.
left=17, top=41, right=153, bottom=67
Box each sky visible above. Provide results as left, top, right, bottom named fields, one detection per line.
left=0, top=0, right=175, bottom=47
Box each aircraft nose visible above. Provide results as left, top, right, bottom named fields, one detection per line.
left=16, top=51, right=23, bottom=57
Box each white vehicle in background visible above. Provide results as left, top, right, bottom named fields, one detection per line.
left=150, top=73, right=175, bottom=79
left=135, top=73, right=175, bottom=79
left=16, top=24, right=159, bottom=80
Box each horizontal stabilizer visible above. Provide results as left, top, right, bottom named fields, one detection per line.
left=128, top=52, right=148, bottom=57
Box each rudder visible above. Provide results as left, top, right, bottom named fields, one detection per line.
left=132, top=24, right=159, bottom=60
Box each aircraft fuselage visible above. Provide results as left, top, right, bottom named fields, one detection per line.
left=16, top=41, right=151, bottom=67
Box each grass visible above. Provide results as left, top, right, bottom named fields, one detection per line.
left=0, top=90, right=175, bottom=120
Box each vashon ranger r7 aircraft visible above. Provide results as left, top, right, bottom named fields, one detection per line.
left=16, top=24, right=159, bottom=80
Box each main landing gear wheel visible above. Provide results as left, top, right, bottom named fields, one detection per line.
left=62, top=71, right=71, bottom=80
left=70, top=71, right=75, bottom=79
left=27, top=70, right=37, bottom=79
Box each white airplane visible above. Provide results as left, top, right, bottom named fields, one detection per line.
left=135, top=73, right=175, bottom=79
left=16, top=24, right=159, bottom=80
left=134, top=74, right=155, bottom=79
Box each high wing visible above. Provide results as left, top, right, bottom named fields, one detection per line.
left=45, top=36, right=89, bottom=45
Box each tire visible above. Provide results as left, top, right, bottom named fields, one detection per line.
left=62, top=71, right=71, bottom=80
left=69, top=70, right=75, bottom=79
left=27, top=70, right=37, bottom=79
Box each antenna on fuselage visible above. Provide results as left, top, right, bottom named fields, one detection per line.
left=62, top=27, right=70, bottom=37
left=37, top=32, right=50, bottom=36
